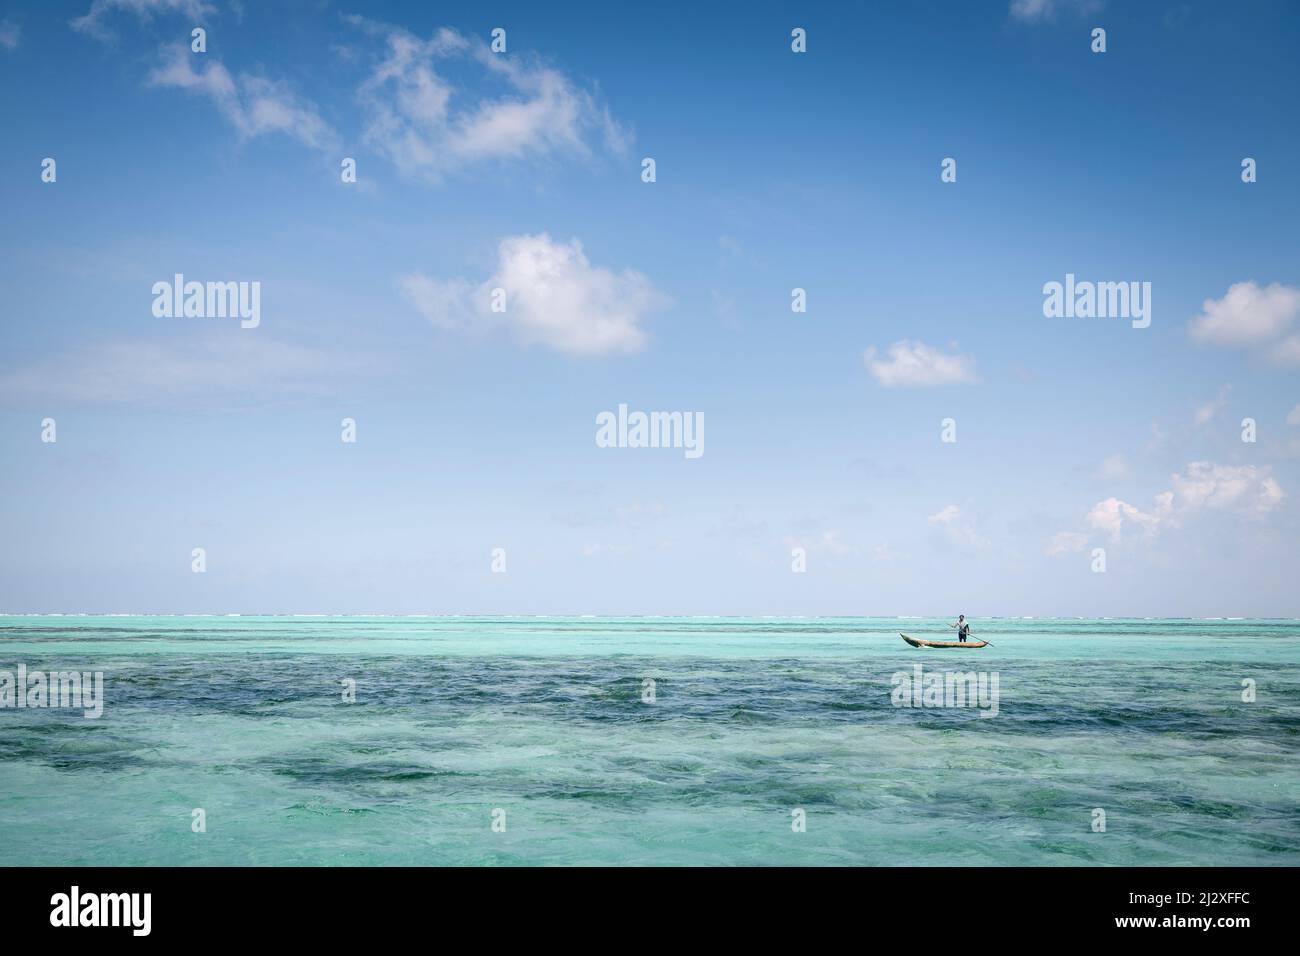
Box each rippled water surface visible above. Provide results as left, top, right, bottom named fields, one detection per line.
left=1, top=616, right=1296, bottom=865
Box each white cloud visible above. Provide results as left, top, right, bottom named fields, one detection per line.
left=929, top=504, right=960, bottom=525
left=613, top=501, right=667, bottom=528
left=717, top=236, right=743, bottom=262
left=1171, top=462, right=1283, bottom=515
left=1193, top=383, right=1231, bottom=427
left=72, top=0, right=213, bottom=41
left=401, top=233, right=667, bottom=356
left=1097, top=453, right=1129, bottom=480
left=580, top=543, right=631, bottom=558
left=397, top=276, right=477, bottom=330
left=1270, top=335, right=1300, bottom=367
left=1010, top=0, right=1054, bottom=19
left=1188, top=281, right=1300, bottom=349
left=863, top=340, right=977, bottom=388
left=1287, top=404, right=1300, bottom=427
left=1046, top=531, right=1089, bottom=555
left=1009, top=0, right=1103, bottom=21
left=1050, top=461, right=1283, bottom=553
left=927, top=505, right=990, bottom=551
left=710, top=289, right=739, bottom=329
left=872, top=542, right=903, bottom=562
left=0, top=20, right=21, bottom=51
left=349, top=19, right=627, bottom=181
left=0, top=336, right=351, bottom=406
left=82, top=13, right=624, bottom=184
left=1085, top=495, right=1171, bottom=541
left=784, top=530, right=856, bottom=557
left=147, top=45, right=337, bottom=150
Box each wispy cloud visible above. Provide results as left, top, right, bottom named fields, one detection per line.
left=401, top=233, right=668, bottom=356
left=864, top=340, right=977, bottom=387
left=347, top=18, right=628, bottom=182
left=1046, top=530, right=1089, bottom=555
left=872, top=542, right=905, bottom=562
left=784, top=529, right=856, bottom=557
left=1009, top=0, right=1104, bottom=22
left=79, top=11, right=624, bottom=184
left=147, top=44, right=338, bottom=151
left=0, top=19, right=21, bottom=51
left=927, top=504, right=990, bottom=551
left=1193, top=383, right=1232, bottom=427
left=72, top=0, right=213, bottom=42
left=580, top=542, right=632, bottom=558
left=0, top=336, right=354, bottom=406
left=1097, top=453, right=1129, bottom=480
left=1270, top=335, right=1300, bottom=367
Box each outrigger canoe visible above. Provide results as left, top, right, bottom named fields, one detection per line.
left=901, top=632, right=988, bottom=649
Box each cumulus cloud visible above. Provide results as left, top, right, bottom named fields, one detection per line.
left=927, top=505, right=990, bottom=551
left=1172, top=462, right=1283, bottom=514
left=147, top=45, right=337, bottom=150
left=1188, top=282, right=1300, bottom=363
left=72, top=0, right=213, bottom=41
left=348, top=18, right=628, bottom=181
left=400, top=233, right=667, bottom=356
left=1049, top=462, right=1284, bottom=553
left=0, top=19, right=21, bottom=51
left=1085, top=495, right=1172, bottom=541
left=863, top=340, right=977, bottom=387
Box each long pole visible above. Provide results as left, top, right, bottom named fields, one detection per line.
left=950, top=622, right=994, bottom=646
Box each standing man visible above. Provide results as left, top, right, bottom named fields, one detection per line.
left=950, top=615, right=971, bottom=643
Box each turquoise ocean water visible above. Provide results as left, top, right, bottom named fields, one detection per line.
left=1, top=616, right=1296, bottom=866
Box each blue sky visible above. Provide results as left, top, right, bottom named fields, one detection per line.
left=1, top=0, right=1298, bottom=615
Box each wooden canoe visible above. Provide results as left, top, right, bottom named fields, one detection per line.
left=901, top=632, right=988, bottom=649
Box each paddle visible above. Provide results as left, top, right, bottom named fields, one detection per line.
left=949, top=622, right=994, bottom=646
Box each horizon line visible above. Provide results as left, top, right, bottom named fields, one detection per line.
left=0, top=612, right=1292, bottom=621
